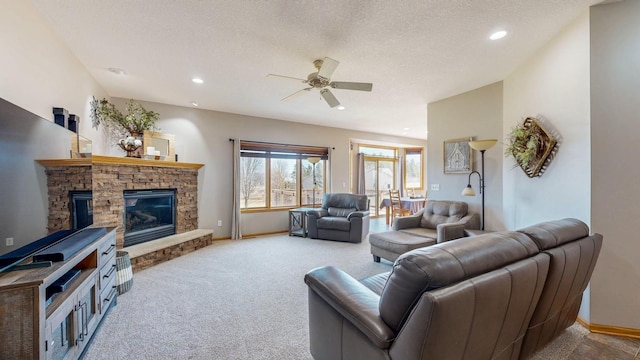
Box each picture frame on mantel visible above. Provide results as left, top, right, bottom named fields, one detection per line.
left=443, top=137, right=473, bottom=174
left=143, top=131, right=176, bottom=161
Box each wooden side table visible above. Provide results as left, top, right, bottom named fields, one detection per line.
left=289, top=207, right=316, bottom=237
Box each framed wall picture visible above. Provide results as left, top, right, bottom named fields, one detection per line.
left=443, top=137, right=473, bottom=174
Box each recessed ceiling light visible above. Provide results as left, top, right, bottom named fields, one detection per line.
left=108, top=68, right=126, bottom=75
left=403, top=127, right=410, bottom=131
left=192, top=78, right=204, bottom=84
left=337, top=106, right=345, bottom=110
left=489, top=30, right=507, bottom=40
left=191, top=102, right=199, bottom=107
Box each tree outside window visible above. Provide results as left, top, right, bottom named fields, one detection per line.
left=240, top=157, right=265, bottom=208
left=239, top=141, right=327, bottom=210
left=271, top=158, right=297, bottom=207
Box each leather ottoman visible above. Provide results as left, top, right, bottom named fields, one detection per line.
left=369, top=230, right=435, bottom=263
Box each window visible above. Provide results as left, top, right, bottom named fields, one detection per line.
left=359, top=146, right=396, bottom=158
left=239, top=141, right=328, bottom=210
left=404, top=148, right=424, bottom=191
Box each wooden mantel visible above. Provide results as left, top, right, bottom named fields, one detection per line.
left=36, top=154, right=204, bottom=169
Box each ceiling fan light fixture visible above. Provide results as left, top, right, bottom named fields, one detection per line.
left=268, top=57, right=372, bottom=108
left=320, top=89, right=340, bottom=108
left=337, top=106, right=345, bottom=110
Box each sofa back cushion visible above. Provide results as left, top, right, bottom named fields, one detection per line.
left=327, top=207, right=356, bottom=217
left=389, top=253, right=549, bottom=360
left=379, top=231, right=539, bottom=333
left=516, top=218, right=603, bottom=359
left=322, top=193, right=368, bottom=211
left=420, top=200, right=468, bottom=229
left=517, top=218, right=589, bottom=250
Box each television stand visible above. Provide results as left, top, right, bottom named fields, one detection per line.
left=0, top=227, right=117, bottom=359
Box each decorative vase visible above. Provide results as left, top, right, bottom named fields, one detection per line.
left=118, top=132, right=143, bottom=158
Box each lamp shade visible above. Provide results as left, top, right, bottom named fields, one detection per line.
left=307, top=156, right=321, bottom=164
left=462, top=185, right=476, bottom=196
left=469, top=139, right=498, bottom=151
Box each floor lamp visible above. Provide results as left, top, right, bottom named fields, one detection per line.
left=308, top=157, right=321, bottom=208
left=461, top=139, right=497, bottom=230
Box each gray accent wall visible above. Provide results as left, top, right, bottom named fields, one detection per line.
left=590, top=0, right=640, bottom=330
left=427, top=82, right=504, bottom=231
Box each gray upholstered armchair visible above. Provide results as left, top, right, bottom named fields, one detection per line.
left=306, top=193, right=370, bottom=243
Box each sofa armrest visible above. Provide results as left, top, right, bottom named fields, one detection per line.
left=307, top=209, right=329, bottom=219
left=436, top=222, right=468, bottom=242
left=306, top=209, right=328, bottom=238
left=437, top=213, right=481, bottom=242
left=304, top=266, right=395, bottom=349
left=392, top=209, right=424, bottom=230
left=347, top=210, right=370, bottom=220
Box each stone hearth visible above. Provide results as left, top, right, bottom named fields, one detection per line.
left=37, top=155, right=206, bottom=251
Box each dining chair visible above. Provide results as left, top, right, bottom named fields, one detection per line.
left=389, top=189, right=410, bottom=219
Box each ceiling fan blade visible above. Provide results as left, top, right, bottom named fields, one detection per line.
left=267, top=74, right=307, bottom=83
left=281, top=87, right=312, bottom=101
left=320, top=89, right=340, bottom=108
left=330, top=81, right=373, bottom=92
left=317, top=57, right=339, bottom=79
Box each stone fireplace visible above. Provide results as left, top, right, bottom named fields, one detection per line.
left=38, top=155, right=203, bottom=249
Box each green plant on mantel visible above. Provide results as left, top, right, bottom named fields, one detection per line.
left=90, top=97, right=159, bottom=141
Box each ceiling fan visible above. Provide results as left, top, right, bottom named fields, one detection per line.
left=267, top=57, right=373, bottom=108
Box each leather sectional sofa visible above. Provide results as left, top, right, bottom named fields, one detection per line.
left=304, top=218, right=602, bottom=360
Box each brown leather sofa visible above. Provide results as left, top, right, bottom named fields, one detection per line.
left=369, top=200, right=480, bottom=263
left=304, top=218, right=602, bottom=360
left=307, top=193, right=370, bottom=243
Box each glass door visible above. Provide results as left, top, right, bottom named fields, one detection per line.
left=364, top=158, right=396, bottom=218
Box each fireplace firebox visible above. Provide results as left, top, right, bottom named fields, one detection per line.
left=70, top=191, right=93, bottom=230
left=123, top=189, right=176, bottom=247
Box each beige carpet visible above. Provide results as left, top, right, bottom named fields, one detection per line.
left=83, top=232, right=591, bottom=359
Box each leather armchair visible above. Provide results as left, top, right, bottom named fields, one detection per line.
left=306, top=193, right=370, bottom=243
left=393, top=200, right=480, bottom=243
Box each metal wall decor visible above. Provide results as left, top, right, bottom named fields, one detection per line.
left=443, top=137, right=473, bottom=174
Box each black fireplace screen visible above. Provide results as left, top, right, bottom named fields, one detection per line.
left=123, top=189, right=176, bottom=247
left=70, top=191, right=93, bottom=230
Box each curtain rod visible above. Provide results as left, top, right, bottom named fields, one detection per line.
left=229, top=138, right=334, bottom=150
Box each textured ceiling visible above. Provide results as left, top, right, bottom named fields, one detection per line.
left=29, top=0, right=600, bottom=140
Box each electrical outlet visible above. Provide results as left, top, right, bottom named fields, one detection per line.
left=5, top=237, right=13, bottom=246
left=217, top=220, right=222, bottom=227
left=430, top=184, right=440, bottom=191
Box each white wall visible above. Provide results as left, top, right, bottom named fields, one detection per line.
left=503, top=10, right=591, bottom=320
left=502, top=11, right=591, bottom=230
left=427, top=82, right=504, bottom=231
left=0, top=0, right=108, bottom=255
left=111, top=98, right=427, bottom=237
left=590, top=0, right=640, bottom=330
left=0, top=0, right=109, bottom=153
